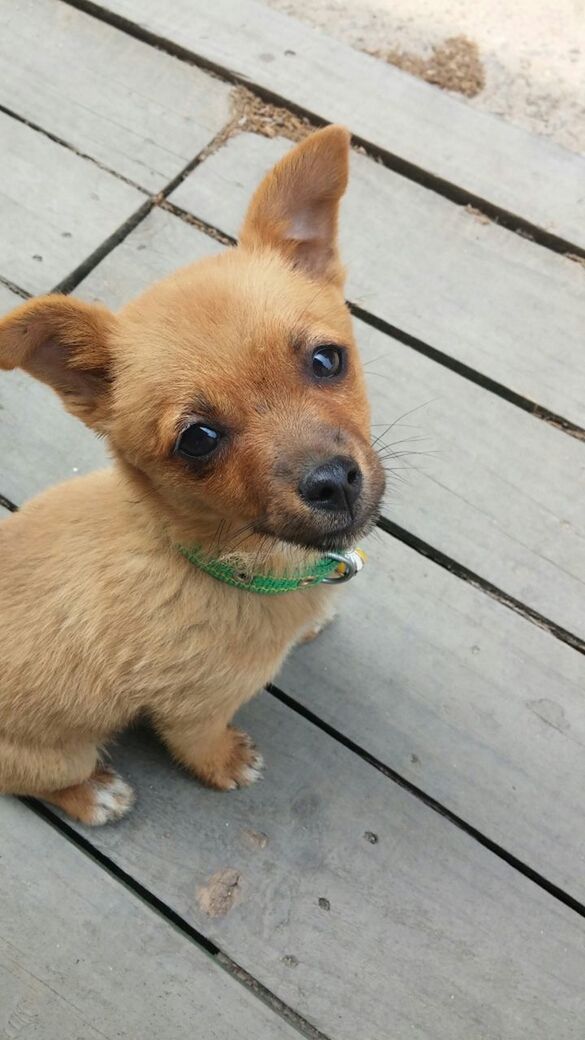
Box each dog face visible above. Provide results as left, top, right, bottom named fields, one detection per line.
left=0, top=127, right=384, bottom=553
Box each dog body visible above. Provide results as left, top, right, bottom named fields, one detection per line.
left=0, top=127, right=384, bottom=823
left=0, top=468, right=331, bottom=797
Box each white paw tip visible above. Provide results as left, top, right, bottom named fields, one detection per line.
left=240, top=756, right=264, bottom=786
left=87, top=774, right=135, bottom=825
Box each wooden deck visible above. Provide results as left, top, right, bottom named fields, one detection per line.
left=1, top=1, right=585, bottom=1037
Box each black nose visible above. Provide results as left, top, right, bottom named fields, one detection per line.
left=299, top=456, right=363, bottom=513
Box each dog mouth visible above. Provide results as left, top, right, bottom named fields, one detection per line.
left=254, top=463, right=386, bottom=553
left=255, top=511, right=378, bottom=553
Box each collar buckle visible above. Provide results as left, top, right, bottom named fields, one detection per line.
left=322, top=550, right=364, bottom=584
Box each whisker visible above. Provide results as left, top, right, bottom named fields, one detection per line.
left=251, top=534, right=270, bottom=574
left=220, top=519, right=261, bottom=556
left=363, top=370, right=394, bottom=381
left=370, top=398, right=441, bottom=448
left=371, top=421, right=421, bottom=429
left=377, top=448, right=441, bottom=462
left=375, top=433, right=431, bottom=453
left=213, top=518, right=227, bottom=554
left=362, top=352, right=387, bottom=368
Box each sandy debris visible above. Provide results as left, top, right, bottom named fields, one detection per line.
left=370, top=34, right=485, bottom=97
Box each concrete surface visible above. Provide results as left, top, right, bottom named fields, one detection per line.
left=265, top=0, right=585, bottom=154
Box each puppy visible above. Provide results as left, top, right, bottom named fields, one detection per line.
left=0, top=126, right=384, bottom=825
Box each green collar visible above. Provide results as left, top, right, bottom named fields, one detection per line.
left=177, top=545, right=365, bottom=595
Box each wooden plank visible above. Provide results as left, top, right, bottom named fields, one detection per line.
left=0, top=110, right=144, bottom=294
left=171, top=133, right=585, bottom=423
left=59, top=702, right=585, bottom=1040
left=0, top=798, right=299, bottom=1039
left=5, top=211, right=585, bottom=896
left=78, top=205, right=223, bottom=309
left=0, top=213, right=220, bottom=505
left=0, top=370, right=108, bottom=504
left=4, top=225, right=585, bottom=1033
left=0, top=0, right=233, bottom=192
left=85, top=0, right=585, bottom=248
left=360, top=321, right=585, bottom=639
left=74, top=208, right=585, bottom=638
left=0, top=283, right=108, bottom=503
left=282, top=528, right=585, bottom=901
left=2, top=438, right=583, bottom=908
left=0, top=283, right=20, bottom=313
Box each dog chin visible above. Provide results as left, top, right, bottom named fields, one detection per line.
left=260, top=514, right=377, bottom=553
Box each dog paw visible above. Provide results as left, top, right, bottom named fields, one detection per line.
left=43, top=767, right=135, bottom=826
left=201, top=729, right=264, bottom=792
left=85, top=769, right=136, bottom=826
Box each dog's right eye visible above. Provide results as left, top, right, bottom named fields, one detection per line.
left=175, top=423, right=222, bottom=459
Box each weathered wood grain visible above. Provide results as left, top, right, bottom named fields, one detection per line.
left=85, top=0, right=585, bottom=248
left=2, top=379, right=584, bottom=903
left=0, top=111, right=144, bottom=295
left=74, top=208, right=585, bottom=638
left=0, top=798, right=299, bottom=1039
left=0, top=215, right=217, bottom=504
left=283, top=527, right=585, bottom=899
left=57, top=703, right=585, bottom=1040
left=0, top=370, right=108, bottom=503
left=78, top=205, right=223, bottom=309
left=359, top=322, right=585, bottom=639
left=171, top=133, right=585, bottom=423
left=2, top=11, right=584, bottom=1038
left=4, top=214, right=585, bottom=899
left=0, top=282, right=20, bottom=312
left=0, top=0, right=233, bottom=191
left=0, top=284, right=109, bottom=501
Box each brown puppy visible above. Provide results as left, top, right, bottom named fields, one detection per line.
left=0, top=126, right=384, bottom=825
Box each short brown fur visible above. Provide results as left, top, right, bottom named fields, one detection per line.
left=0, top=127, right=384, bottom=824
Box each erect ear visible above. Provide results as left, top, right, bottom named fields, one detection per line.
left=239, top=125, right=350, bottom=285
left=0, top=294, right=117, bottom=430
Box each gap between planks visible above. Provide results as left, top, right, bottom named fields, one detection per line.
left=3, top=100, right=584, bottom=644
left=59, top=0, right=585, bottom=264
left=2, top=396, right=584, bottom=658
left=18, top=684, right=585, bottom=1001
left=378, top=517, right=585, bottom=655
left=2, top=496, right=584, bottom=930
left=21, top=797, right=332, bottom=1040
left=2, top=204, right=584, bottom=652
left=0, top=272, right=31, bottom=301
left=0, top=492, right=18, bottom=512
left=0, top=100, right=150, bottom=195
left=1, top=64, right=583, bottom=440
left=2, top=14, right=584, bottom=1006
left=162, top=198, right=585, bottom=443
left=267, top=684, right=585, bottom=921
left=49, top=121, right=245, bottom=293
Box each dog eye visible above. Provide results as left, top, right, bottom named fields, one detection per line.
left=311, top=345, right=344, bottom=378
left=175, top=423, right=222, bottom=459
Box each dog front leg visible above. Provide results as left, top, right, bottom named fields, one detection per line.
left=0, top=736, right=134, bottom=826
left=155, top=712, right=264, bottom=791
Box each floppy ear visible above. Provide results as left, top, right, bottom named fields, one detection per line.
left=0, top=294, right=117, bottom=430
left=239, top=124, right=350, bottom=285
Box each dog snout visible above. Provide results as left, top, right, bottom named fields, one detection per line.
left=298, top=455, right=363, bottom=513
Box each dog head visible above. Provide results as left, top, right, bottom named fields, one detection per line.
left=0, top=127, right=385, bottom=554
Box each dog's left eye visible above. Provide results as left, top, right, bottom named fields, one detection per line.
left=311, top=345, right=344, bottom=379
left=175, top=423, right=222, bottom=459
